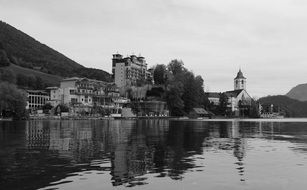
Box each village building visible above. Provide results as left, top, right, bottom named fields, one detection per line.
left=207, top=69, right=253, bottom=116
left=46, top=87, right=63, bottom=107
left=54, top=77, right=129, bottom=115
left=26, top=90, right=49, bottom=110
left=205, top=92, right=221, bottom=106
left=189, top=108, right=212, bottom=119
left=112, top=53, right=152, bottom=88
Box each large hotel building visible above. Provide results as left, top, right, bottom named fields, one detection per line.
left=112, top=54, right=152, bottom=88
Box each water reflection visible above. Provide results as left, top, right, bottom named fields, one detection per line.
left=1, top=120, right=307, bottom=189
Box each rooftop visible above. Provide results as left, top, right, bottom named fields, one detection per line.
left=234, top=69, right=246, bottom=79
left=224, top=89, right=244, bottom=98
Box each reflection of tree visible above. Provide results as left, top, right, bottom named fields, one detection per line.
left=3, top=119, right=307, bottom=189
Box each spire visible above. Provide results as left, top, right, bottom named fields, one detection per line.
left=235, top=69, right=246, bottom=79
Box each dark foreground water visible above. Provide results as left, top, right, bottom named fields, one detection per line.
left=1, top=120, right=307, bottom=190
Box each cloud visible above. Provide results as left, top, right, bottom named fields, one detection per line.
left=0, top=0, right=306, bottom=96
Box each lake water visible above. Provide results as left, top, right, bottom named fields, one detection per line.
left=1, top=119, right=307, bottom=190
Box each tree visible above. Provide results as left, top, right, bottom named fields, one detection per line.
left=167, top=59, right=186, bottom=75
left=153, top=64, right=167, bottom=85
left=219, top=93, right=229, bottom=116
left=0, top=49, right=10, bottom=67
left=54, top=104, right=69, bottom=115
left=16, top=73, right=28, bottom=87
left=35, top=76, right=44, bottom=89
left=0, top=82, right=27, bottom=119
left=0, top=68, right=16, bottom=84
left=166, top=85, right=185, bottom=116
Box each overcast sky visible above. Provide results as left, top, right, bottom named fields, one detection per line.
left=1, top=0, right=307, bottom=97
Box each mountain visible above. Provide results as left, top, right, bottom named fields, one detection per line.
left=0, top=20, right=112, bottom=82
left=286, top=83, right=307, bottom=102
left=259, top=95, right=307, bottom=117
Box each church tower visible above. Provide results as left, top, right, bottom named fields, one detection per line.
left=234, top=69, right=246, bottom=90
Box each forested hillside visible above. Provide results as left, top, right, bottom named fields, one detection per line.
left=286, top=83, right=307, bottom=102
left=0, top=20, right=112, bottom=83
left=259, top=95, right=307, bottom=117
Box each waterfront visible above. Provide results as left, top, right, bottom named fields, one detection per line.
left=1, top=120, right=307, bottom=190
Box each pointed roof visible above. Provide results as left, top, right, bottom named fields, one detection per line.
left=224, top=89, right=244, bottom=98
left=234, top=69, right=246, bottom=79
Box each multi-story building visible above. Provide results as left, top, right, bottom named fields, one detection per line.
left=49, top=77, right=129, bottom=115
left=26, top=90, right=49, bottom=110
left=112, top=54, right=152, bottom=88
left=46, top=87, right=63, bottom=107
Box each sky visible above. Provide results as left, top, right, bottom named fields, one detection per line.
left=1, top=0, right=307, bottom=97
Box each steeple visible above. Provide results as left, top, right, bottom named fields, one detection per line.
left=234, top=69, right=246, bottom=80
left=234, top=69, right=246, bottom=90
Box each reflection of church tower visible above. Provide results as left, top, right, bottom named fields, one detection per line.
left=234, top=69, right=246, bottom=90
left=231, top=121, right=247, bottom=181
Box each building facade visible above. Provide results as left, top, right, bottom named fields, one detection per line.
left=234, top=69, right=246, bottom=90
left=26, top=90, right=49, bottom=110
left=112, top=54, right=152, bottom=88
left=48, top=77, right=129, bottom=115
left=206, top=69, right=253, bottom=116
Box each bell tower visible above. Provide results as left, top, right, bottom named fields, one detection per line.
left=234, top=69, right=246, bottom=90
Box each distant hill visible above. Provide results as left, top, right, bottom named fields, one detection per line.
left=259, top=95, right=307, bottom=117
left=0, top=20, right=112, bottom=82
left=286, top=83, right=307, bottom=102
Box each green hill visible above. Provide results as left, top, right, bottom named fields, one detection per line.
left=8, top=63, right=61, bottom=86
left=0, top=20, right=112, bottom=82
left=286, top=83, right=307, bottom=101
left=259, top=95, right=307, bottom=117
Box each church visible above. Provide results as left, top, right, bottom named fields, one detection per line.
left=206, top=69, right=253, bottom=116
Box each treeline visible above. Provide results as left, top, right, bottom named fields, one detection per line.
left=150, top=60, right=209, bottom=116
left=259, top=95, right=307, bottom=117
left=0, top=68, right=51, bottom=90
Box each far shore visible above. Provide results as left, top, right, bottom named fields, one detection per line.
left=2, top=116, right=307, bottom=123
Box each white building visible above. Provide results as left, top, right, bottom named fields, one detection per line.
left=46, top=87, right=63, bottom=107
left=206, top=69, right=253, bottom=116
left=47, top=77, right=129, bottom=115
left=234, top=69, right=246, bottom=90
left=112, top=54, right=152, bottom=88
left=225, top=69, right=252, bottom=114
left=26, top=90, right=49, bottom=110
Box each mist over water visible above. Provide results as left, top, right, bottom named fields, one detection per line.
left=1, top=120, right=307, bottom=190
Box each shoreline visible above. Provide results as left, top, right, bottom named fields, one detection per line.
left=1, top=116, right=307, bottom=123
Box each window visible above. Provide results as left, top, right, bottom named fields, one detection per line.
left=71, top=98, right=77, bottom=104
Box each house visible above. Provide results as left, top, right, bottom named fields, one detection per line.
left=206, top=92, right=221, bottom=105
left=189, top=108, right=212, bottom=119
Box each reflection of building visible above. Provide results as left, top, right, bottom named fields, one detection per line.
left=26, top=120, right=50, bottom=149
left=231, top=120, right=246, bottom=160
left=131, top=101, right=169, bottom=117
